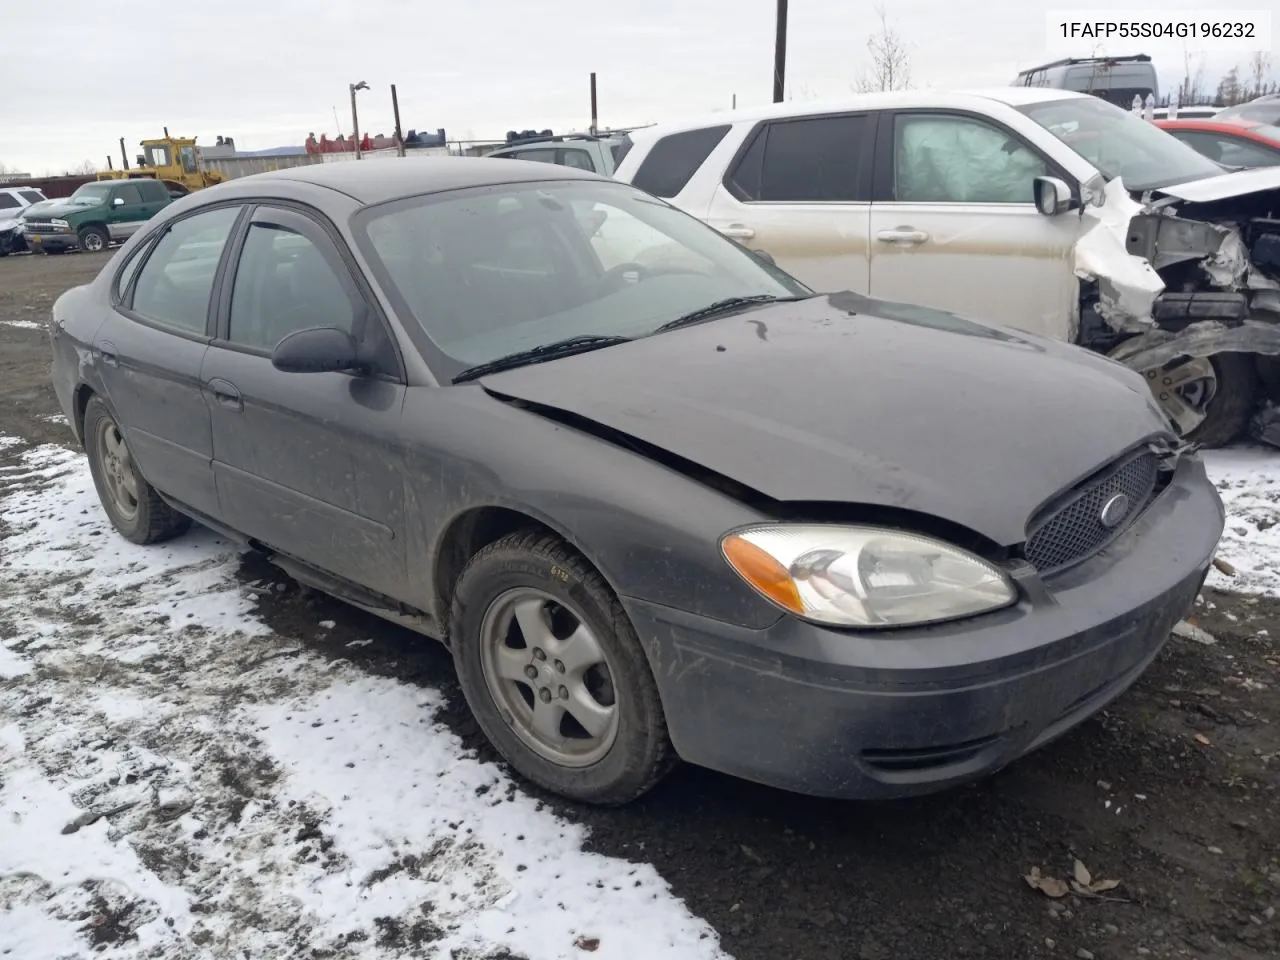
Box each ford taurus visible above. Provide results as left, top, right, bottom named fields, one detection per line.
left=47, top=158, right=1225, bottom=805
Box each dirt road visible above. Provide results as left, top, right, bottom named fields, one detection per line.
left=2, top=251, right=1278, bottom=959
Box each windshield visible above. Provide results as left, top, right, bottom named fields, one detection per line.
left=69, top=183, right=112, bottom=204
left=1018, top=96, right=1224, bottom=191
left=355, top=179, right=809, bottom=378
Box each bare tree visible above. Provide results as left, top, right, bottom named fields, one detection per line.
left=63, top=159, right=98, bottom=175
left=1247, top=50, right=1273, bottom=100
left=855, top=3, right=912, bottom=93
left=1179, top=44, right=1208, bottom=104
left=1216, top=66, right=1245, bottom=107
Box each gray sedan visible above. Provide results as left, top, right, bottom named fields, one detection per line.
left=47, top=158, right=1225, bottom=805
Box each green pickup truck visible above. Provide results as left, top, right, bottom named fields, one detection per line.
left=21, top=179, right=172, bottom=254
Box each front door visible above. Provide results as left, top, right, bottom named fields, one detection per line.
left=202, top=204, right=409, bottom=600
left=93, top=203, right=244, bottom=517
left=106, top=183, right=149, bottom=242
left=703, top=112, right=874, bottom=294
left=867, top=110, right=1081, bottom=340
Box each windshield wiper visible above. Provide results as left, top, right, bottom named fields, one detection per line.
left=655, top=295, right=800, bottom=333
left=452, top=334, right=631, bottom=384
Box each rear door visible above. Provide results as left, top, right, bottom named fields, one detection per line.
left=866, top=109, right=1081, bottom=339
left=93, top=203, right=245, bottom=518
left=201, top=203, right=409, bottom=598
left=704, top=113, right=874, bottom=294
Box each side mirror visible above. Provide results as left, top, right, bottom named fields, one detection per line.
left=1033, top=176, right=1075, bottom=216
left=112, top=197, right=125, bottom=207
left=271, top=326, right=362, bottom=374
left=751, top=248, right=777, bottom=267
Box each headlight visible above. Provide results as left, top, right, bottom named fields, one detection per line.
left=720, top=524, right=1017, bottom=628
left=50, top=219, right=70, bottom=229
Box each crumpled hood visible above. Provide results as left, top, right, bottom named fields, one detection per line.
left=1150, top=165, right=1280, bottom=204
left=478, top=293, right=1173, bottom=546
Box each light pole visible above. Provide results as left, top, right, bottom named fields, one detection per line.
left=349, top=80, right=369, bottom=159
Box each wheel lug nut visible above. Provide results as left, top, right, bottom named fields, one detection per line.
left=532, top=648, right=546, bottom=661
left=555, top=660, right=565, bottom=673
left=524, top=666, right=537, bottom=679
left=558, top=685, right=569, bottom=700
left=538, top=688, right=552, bottom=703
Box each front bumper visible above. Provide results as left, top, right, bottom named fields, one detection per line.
left=623, top=454, right=1224, bottom=799
left=25, top=232, right=77, bottom=252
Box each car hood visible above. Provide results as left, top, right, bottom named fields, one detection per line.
left=476, top=293, right=1173, bottom=547
left=1150, top=164, right=1280, bottom=203
left=23, top=199, right=94, bottom=220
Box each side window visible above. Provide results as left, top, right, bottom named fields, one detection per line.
left=630, top=125, right=731, bottom=198
left=0, top=194, right=19, bottom=210
left=115, top=184, right=144, bottom=206
left=20, top=190, right=46, bottom=205
left=894, top=114, right=1050, bottom=203
left=113, top=238, right=153, bottom=301
left=130, top=206, right=241, bottom=334
left=227, top=217, right=359, bottom=352
left=1176, top=132, right=1280, bottom=168
left=510, top=149, right=558, bottom=164
left=146, top=145, right=172, bottom=167
left=558, top=148, right=596, bottom=172
left=730, top=115, right=869, bottom=202
left=179, top=146, right=198, bottom=175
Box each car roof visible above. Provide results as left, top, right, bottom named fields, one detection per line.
left=622, top=87, right=1087, bottom=142
left=219, top=155, right=607, bottom=205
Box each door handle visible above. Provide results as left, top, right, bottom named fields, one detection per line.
left=98, top=340, right=118, bottom=367
left=719, top=224, right=756, bottom=239
left=207, top=378, right=243, bottom=412
left=876, top=228, right=929, bottom=244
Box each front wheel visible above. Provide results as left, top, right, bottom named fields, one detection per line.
left=450, top=531, right=675, bottom=805
left=83, top=396, right=192, bottom=544
left=1116, top=345, right=1258, bottom=448
left=78, top=225, right=109, bottom=253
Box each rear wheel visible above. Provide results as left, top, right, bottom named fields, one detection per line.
left=78, top=225, right=109, bottom=253
left=83, top=396, right=191, bottom=544
left=450, top=530, right=675, bottom=805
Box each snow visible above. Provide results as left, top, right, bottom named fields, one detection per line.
left=3, top=430, right=1279, bottom=959
left=1203, top=447, right=1280, bottom=596
left=0, top=437, right=725, bottom=959
left=0, top=319, right=43, bottom=330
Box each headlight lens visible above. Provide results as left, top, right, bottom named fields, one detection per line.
left=721, top=524, right=1017, bottom=628
left=50, top=218, right=70, bottom=228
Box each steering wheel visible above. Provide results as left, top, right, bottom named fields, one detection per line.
left=596, top=261, right=651, bottom=293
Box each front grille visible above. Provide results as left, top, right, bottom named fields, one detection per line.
left=23, top=222, right=58, bottom=234
left=1024, top=450, right=1160, bottom=575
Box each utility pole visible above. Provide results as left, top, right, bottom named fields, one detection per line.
left=773, top=0, right=788, bottom=103
left=349, top=80, right=369, bottom=159
left=390, top=84, right=406, bottom=156
left=589, top=72, right=599, bottom=135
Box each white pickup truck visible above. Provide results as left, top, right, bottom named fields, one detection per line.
left=611, top=88, right=1280, bottom=447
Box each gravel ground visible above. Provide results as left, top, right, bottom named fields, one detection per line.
left=1, top=251, right=1278, bottom=960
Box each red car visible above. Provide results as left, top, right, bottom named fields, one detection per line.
left=1153, top=118, right=1280, bottom=169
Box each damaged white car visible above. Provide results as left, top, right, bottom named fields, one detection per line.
left=611, top=88, right=1280, bottom=446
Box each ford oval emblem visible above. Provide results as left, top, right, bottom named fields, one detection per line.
left=1099, top=493, right=1131, bottom=529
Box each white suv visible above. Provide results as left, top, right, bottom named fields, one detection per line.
left=612, top=88, right=1280, bottom=447
left=0, top=185, right=48, bottom=256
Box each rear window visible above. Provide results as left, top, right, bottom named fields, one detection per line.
left=728, top=114, right=870, bottom=202
left=19, top=190, right=45, bottom=204
left=630, top=125, right=731, bottom=198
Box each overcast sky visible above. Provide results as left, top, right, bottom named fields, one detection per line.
left=1, top=0, right=1270, bottom=175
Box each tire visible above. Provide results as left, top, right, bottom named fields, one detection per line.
left=83, top=395, right=192, bottom=545
left=77, top=225, right=109, bottom=254
left=1182, top=353, right=1257, bottom=448
left=450, top=530, right=675, bottom=805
